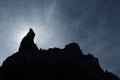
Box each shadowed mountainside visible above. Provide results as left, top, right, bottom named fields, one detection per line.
left=0, top=28, right=119, bottom=80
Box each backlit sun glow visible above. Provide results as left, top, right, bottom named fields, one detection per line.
left=13, top=23, right=54, bottom=49
left=14, top=24, right=38, bottom=44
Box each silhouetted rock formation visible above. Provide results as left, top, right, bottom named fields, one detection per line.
left=19, top=28, right=38, bottom=53
left=0, top=28, right=119, bottom=80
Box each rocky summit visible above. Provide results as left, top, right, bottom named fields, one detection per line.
left=0, top=28, right=119, bottom=80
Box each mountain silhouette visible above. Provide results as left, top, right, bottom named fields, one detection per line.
left=0, top=28, right=119, bottom=80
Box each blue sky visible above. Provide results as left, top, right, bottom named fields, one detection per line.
left=0, top=0, right=120, bottom=77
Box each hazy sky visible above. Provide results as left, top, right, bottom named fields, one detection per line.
left=0, top=0, right=120, bottom=77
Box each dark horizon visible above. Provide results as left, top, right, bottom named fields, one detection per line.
left=0, top=29, right=119, bottom=80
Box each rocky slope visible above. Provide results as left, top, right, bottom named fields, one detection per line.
left=0, top=28, right=119, bottom=80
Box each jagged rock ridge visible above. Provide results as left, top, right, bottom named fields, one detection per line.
left=0, top=28, right=119, bottom=80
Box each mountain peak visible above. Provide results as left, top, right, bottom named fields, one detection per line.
left=27, top=28, right=35, bottom=39
left=19, top=28, right=38, bottom=53
left=64, top=43, right=83, bottom=56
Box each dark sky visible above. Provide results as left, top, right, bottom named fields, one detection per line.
left=0, top=0, right=120, bottom=77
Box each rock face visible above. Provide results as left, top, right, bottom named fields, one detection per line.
left=0, top=28, right=119, bottom=80
left=19, top=28, right=38, bottom=53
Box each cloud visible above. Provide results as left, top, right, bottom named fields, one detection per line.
left=44, top=0, right=57, bottom=23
